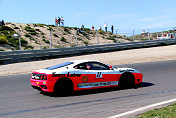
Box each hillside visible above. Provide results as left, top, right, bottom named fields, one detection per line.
left=0, top=23, right=130, bottom=51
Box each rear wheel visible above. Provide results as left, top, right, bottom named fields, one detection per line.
left=118, top=72, right=135, bottom=89
left=54, top=78, right=74, bottom=96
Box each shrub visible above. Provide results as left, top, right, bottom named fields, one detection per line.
left=20, top=38, right=28, bottom=46
left=35, top=29, right=41, bottom=32
left=98, top=30, right=105, bottom=34
left=35, top=24, right=46, bottom=27
left=0, top=48, right=5, bottom=51
left=8, top=38, right=19, bottom=46
left=42, top=39, right=49, bottom=44
left=60, top=37, right=67, bottom=43
left=106, top=36, right=117, bottom=43
left=53, top=34, right=58, bottom=37
left=29, top=37, right=35, bottom=41
left=64, top=27, right=71, bottom=34
left=14, top=27, right=19, bottom=29
left=0, top=35, right=8, bottom=44
left=24, top=33, right=31, bottom=38
left=24, top=26, right=38, bottom=35
left=83, top=40, right=89, bottom=46
left=24, top=45, right=34, bottom=50
left=47, top=27, right=53, bottom=31
left=77, top=37, right=82, bottom=41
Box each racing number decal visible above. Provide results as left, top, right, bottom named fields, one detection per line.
left=96, top=72, right=102, bottom=78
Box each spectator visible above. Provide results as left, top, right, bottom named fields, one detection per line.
left=92, top=25, right=94, bottom=30
left=1, top=20, right=5, bottom=27
left=99, top=26, right=102, bottom=30
left=55, top=17, right=58, bottom=26
left=104, top=23, right=107, bottom=32
left=81, top=24, right=84, bottom=31
left=61, top=17, right=64, bottom=26
left=58, top=17, right=61, bottom=26
left=111, top=25, right=114, bottom=34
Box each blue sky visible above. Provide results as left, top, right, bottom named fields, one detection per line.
left=0, top=0, right=176, bottom=30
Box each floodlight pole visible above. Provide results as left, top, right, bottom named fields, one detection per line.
left=18, top=30, right=21, bottom=50
left=50, top=30, right=52, bottom=48
left=76, top=29, right=78, bottom=46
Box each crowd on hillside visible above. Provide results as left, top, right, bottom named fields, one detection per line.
left=54, top=17, right=114, bottom=34
left=55, top=17, right=64, bottom=26
left=82, top=23, right=114, bottom=34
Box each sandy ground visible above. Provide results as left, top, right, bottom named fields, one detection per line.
left=1, top=45, right=176, bottom=76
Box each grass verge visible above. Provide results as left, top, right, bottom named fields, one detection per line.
left=136, top=103, right=176, bottom=118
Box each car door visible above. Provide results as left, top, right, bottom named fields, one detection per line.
left=85, top=62, right=118, bottom=87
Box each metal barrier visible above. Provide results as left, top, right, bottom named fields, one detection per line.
left=0, top=39, right=176, bottom=64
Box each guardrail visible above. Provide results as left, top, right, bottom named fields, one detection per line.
left=0, top=39, right=176, bottom=64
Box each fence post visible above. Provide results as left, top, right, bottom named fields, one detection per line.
left=97, top=30, right=99, bottom=44
left=50, top=31, right=52, bottom=48
left=148, top=29, right=150, bottom=40
left=162, top=28, right=164, bottom=39
left=132, top=29, right=135, bottom=42
left=116, top=29, right=118, bottom=43
left=76, top=29, right=78, bottom=46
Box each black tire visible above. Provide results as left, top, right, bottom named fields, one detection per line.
left=54, top=78, right=74, bottom=96
left=118, top=72, right=135, bottom=89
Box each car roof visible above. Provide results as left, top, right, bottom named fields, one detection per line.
left=71, top=60, right=100, bottom=65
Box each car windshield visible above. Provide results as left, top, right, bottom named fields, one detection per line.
left=46, top=62, right=74, bottom=70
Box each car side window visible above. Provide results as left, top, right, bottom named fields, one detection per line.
left=74, top=63, right=88, bottom=70
left=86, top=62, right=110, bottom=70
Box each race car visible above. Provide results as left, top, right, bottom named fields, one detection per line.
left=30, top=60, right=143, bottom=95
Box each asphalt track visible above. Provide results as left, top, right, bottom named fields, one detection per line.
left=0, top=60, right=176, bottom=118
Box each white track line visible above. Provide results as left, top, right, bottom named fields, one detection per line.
left=108, top=98, right=176, bottom=118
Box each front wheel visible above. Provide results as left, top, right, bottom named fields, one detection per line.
left=118, top=72, right=135, bottom=89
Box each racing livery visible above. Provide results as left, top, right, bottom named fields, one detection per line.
left=31, top=60, right=143, bottom=94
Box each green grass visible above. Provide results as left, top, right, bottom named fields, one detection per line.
left=0, top=35, right=8, bottom=44
left=136, top=103, right=176, bottom=118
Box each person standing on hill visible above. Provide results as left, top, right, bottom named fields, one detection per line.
left=111, top=25, right=114, bottom=34
left=1, top=20, right=5, bottom=28
left=55, top=17, right=58, bottom=26
left=92, top=25, right=94, bottom=30
left=61, top=17, right=64, bottom=26
left=58, top=17, right=61, bottom=26
left=99, top=26, right=102, bottom=30
left=104, top=23, right=107, bottom=32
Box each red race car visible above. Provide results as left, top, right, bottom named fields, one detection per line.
left=31, top=60, right=143, bottom=95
